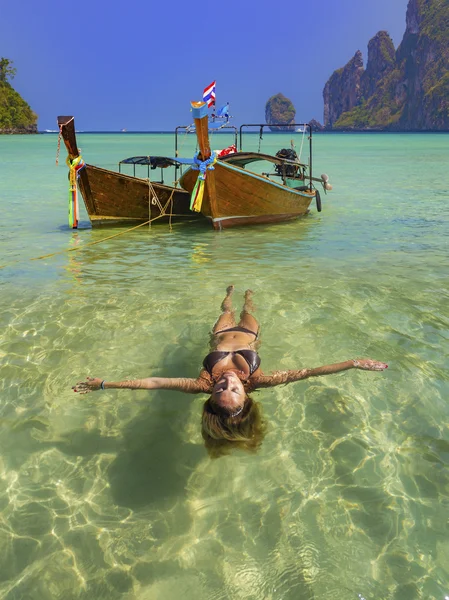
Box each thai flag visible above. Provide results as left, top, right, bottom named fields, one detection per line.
left=203, top=81, right=216, bottom=108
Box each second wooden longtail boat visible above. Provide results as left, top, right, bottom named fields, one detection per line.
left=179, top=101, right=332, bottom=230
left=57, top=116, right=201, bottom=227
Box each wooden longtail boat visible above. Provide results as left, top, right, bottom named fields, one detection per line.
left=57, top=116, right=200, bottom=227
left=179, top=101, right=332, bottom=230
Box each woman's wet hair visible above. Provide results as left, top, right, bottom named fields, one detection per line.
left=201, top=396, right=266, bottom=458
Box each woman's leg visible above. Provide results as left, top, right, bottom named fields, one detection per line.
left=212, top=285, right=236, bottom=334
left=238, top=289, right=259, bottom=335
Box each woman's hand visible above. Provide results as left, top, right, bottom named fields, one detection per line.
left=353, top=359, right=388, bottom=371
left=73, top=377, right=104, bottom=394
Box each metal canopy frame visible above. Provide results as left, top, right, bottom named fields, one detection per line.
left=238, top=123, right=313, bottom=191
left=117, top=122, right=314, bottom=190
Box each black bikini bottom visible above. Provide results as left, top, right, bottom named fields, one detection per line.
left=214, top=325, right=258, bottom=339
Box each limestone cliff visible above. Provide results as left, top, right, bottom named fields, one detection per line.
left=323, top=51, right=364, bottom=128
left=265, top=93, right=296, bottom=131
left=360, top=31, right=396, bottom=100
left=323, top=0, right=449, bottom=131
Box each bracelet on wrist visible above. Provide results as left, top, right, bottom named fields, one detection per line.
left=100, top=380, right=106, bottom=390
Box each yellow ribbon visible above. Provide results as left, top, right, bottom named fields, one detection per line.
left=190, top=153, right=217, bottom=212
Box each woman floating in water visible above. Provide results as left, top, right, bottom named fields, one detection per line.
left=74, top=286, right=388, bottom=456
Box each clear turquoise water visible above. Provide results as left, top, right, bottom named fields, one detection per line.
left=0, top=132, right=448, bottom=599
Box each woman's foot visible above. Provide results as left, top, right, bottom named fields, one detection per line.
left=226, top=285, right=235, bottom=295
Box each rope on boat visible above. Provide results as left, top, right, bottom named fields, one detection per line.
left=175, top=126, right=193, bottom=157
left=55, top=117, right=75, bottom=166
left=55, top=124, right=63, bottom=166
left=147, top=177, right=178, bottom=230
left=258, top=126, right=263, bottom=153
left=148, top=179, right=165, bottom=223
left=298, top=127, right=307, bottom=162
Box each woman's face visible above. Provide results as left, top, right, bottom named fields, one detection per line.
left=211, top=371, right=245, bottom=413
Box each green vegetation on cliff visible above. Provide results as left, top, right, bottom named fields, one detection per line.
left=418, top=0, right=449, bottom=125
left=336, top=68, right=404, bottom=129
left=0, top=58, right=37, bottom=132
left=378, top=32, right=396, bottom=66
left=418, top=0, right=449, bottom=45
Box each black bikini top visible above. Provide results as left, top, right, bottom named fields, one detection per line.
left=203, top=349, right=261, bottom=377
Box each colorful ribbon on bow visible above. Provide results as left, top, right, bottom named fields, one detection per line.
left=66, top=156, right=86, bottom=228
left=190, top=151, right=217, bottom=212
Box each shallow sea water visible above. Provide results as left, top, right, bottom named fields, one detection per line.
left=0, top=131, right=448, bottom=600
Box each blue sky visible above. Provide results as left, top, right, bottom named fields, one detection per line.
left=2, top=0, right=409, bottom=131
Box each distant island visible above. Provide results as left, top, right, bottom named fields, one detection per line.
left=0, top=58, right=37, bottom=134
left=265, top=93, right=296, bottom=131
left=323, top=0, right=449, bottom=131
left=264, top=95, right=324, bottom=132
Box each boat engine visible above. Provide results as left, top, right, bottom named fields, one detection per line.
left=275, top=148, right=300, bottom=178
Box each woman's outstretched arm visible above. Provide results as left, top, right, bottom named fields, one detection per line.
left=251, top=359, right=388, bottom=388
left=73, top=371, right=212, bottom=395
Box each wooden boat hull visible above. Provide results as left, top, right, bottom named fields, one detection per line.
left=180, top=160, right=315, bottom=229
left=77, top=163, right=197, bottom=226
left=57, top=115, right=200, bottom=227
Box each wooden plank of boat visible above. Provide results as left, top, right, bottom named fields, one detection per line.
left=179, top=103, right=316, bottom=230
left=57, top=116, right=198, bottom=227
